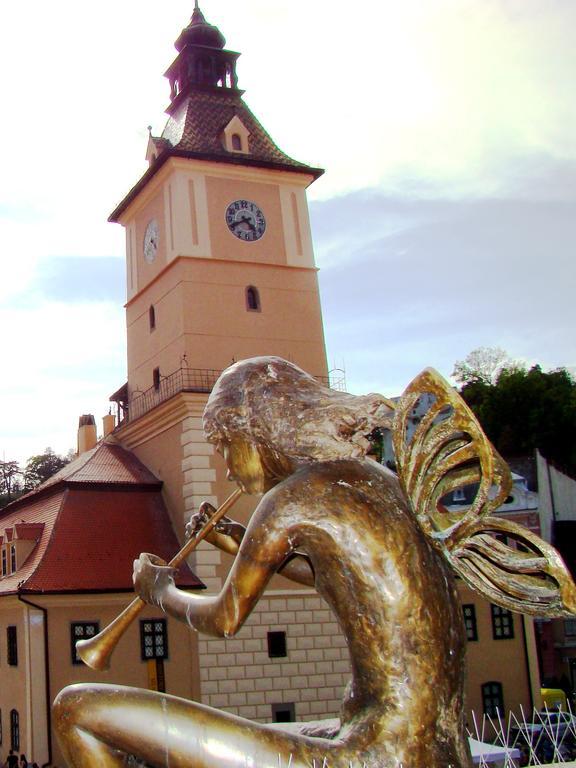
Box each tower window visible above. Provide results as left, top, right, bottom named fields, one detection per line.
left=231, top=133, right=242, bottom=151
left=491, top=605, right=514, bottom=639
left=153, top=367, right=161, bottom=391
left=7, top=626, right=17, bottom=666
left=482, top=681, right=504, bottom=718
left=149, top=305, right=156, bottom=331
left=267, top=631, right=287, bottom=658
left=9, top=710, right=19, bottom=752
left=246, top=286, right=261, bottom=312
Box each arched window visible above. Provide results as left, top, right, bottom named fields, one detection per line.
left=246, top=286, right=261, bottom=312
left=10, top=709, right=19, bottom=751
left=149, top=305, right=156, bottom=331
left=231, top=133, right=242, bottom=151
left=481, top=681, right=504, bottom=718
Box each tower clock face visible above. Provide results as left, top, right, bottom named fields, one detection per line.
left=143, top=219, right=159, bottom=263
left=225, top=200, right=266, bottom=242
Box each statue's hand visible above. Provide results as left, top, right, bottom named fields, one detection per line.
left=185, top=501, right=216, bottom=540
left=133, top=553, right=176, bottom=608
left=213, top=516, right=240, bottom=538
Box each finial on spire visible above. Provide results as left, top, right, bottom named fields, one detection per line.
left=194, top=0, right=199, bottom=8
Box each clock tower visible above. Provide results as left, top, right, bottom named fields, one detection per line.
left=110, top=2, right=327, bottom=403
left=106, top=3, right=352, bottom=724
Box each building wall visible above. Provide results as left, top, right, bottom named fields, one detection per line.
left=537, top=450, right=576, bottom=543
left=458, top=582, right=538, bottom=720
left=199, top=592, right=350, bottom=722
left=0, top=600, right=31, bottom=762
left=0, top=594, right=200, bottom=766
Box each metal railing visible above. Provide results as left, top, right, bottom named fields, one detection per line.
left=468, top=703, right=576, bottom=766
left=119, top=366, right=346, bottom=425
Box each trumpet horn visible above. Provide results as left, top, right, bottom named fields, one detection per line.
left=76, top=488, right=243, bottom=671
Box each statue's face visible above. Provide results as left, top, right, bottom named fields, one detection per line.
left=219, top=437, right=279, bottom=495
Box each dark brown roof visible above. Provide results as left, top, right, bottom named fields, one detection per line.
left=162, top=90, right=314, bottom=168
left=110, top=91, right=323, bottom=222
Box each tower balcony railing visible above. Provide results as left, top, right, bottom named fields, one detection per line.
left=114, top=365, right=346, bottom=426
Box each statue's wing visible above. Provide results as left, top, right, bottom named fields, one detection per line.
left=393, top=368, right=576, bottom=617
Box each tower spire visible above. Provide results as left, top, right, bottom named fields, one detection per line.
left=166, top=4, right=240, bottom=109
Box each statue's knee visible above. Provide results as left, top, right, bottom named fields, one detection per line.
left=53, top=684, right=94, bottom=732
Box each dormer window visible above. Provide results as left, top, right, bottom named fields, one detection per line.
left=222, top=116, right=250, bottom=154
left=0, top=524, right=44, bottom=578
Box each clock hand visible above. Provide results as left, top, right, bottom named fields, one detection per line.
left=232, top=216, right=255, bottom=231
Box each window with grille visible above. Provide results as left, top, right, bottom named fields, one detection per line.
left=491, top=605, right=514, bottom=639
left=462, top=604, right=478, bottom=641
left=71, top=622, right=100, bottom=665
left=482, top=681, right=504, bottom=718
left=9, top=709, right=18, bottom=751
left=7, top=627, right=17, bottom=666
left=140, top=619, right=168, bottom=661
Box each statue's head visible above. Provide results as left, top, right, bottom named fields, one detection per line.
left=203, top=356, right=394, bottom=466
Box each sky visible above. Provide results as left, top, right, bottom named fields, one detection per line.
left=0, top=0, right=574, bottom=463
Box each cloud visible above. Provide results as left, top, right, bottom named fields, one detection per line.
left=312, top=159, right=576, bottom=395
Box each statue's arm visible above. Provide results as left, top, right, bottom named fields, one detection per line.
left=134, top=489, right=301, bottom=636
left=190, top=507, right=315, bottom=587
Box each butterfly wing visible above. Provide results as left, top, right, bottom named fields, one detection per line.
left=393, top=368, right=576, bottom=618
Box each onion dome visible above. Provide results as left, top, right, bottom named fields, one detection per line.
left=175, top=3, right=226, bottom=51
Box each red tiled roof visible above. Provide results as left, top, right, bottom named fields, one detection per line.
left=0, top=443, right=203, bottom=595
left=14, top=522, right=45, bottom=540
left=22, top=488, right=202, bottom=593
left=6, top=441, right=160, bottom=511
left=0, top=491, right=66, bottom=594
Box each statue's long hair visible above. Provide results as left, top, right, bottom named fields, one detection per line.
left=203, top=357, right=395, bottom=463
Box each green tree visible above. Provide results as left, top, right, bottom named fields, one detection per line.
left=459, top=363, right=576, bottom=473
left=0, top=460, right=23, bottom=508
left=23, top=448, right=70, bottom=490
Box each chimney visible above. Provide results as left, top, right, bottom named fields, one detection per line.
left=102, top=412, right=116, bottom=438
left=77, top=414, right=97, bottom=455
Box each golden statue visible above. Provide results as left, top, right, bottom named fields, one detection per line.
left=54, top=357, right=576, bottom=768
